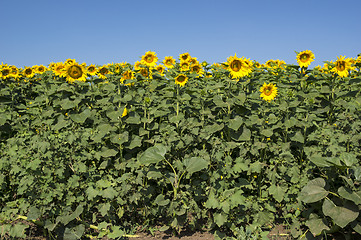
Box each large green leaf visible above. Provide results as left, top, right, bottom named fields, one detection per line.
left=299, top=178, right=328, bottom=203
left=322, top=198, right=359, bottom=228
left=183, top=157, right=208, bottom=175
left=305, top=214, right=330, bottom=236
left=138, top=144, right=167, bottom=165
left=338, top=187, right=361, bottom=205
left=70, top=109, right=91, bottom=123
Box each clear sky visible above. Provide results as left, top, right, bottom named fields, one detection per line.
left=1, top=0, right=361, bottom=68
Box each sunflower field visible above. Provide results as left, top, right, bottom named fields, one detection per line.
left=1, top=51, right=361, bottom=239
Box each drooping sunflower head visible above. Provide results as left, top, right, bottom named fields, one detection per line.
left=120, top=70, right=135, bottom=86
left=65, top=59, right=76, bottom=65
left=141, top=51, right=158, bottom=67
left=175, top=74, right=188, bottom=87
left=179, top=52, right=191, bottom=62
left=98, top=66, right=111, bottom=79
left=154, top=64, right=165, bottom=76
left=64, top=62, right=87, bottom=83
left=260, top=82, right=278, bottom=102
left=133, top=61, right=143, bottom=70
left=296, top=50, right=315, bottom=68
left=190, top=63, right=204, bottom=77
left=163, top=56, right=176, bottom=68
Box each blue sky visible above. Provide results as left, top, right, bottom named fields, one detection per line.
left=1, top=0, right=361, bottom=68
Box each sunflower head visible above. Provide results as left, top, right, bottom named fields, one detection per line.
left=331, top=55, right=353, bottom=77
left=190, top=63, right=204, bottom=77
left=141, top=51, right=158, bottom=67
left=52, top=62, right=66, bottom=77
left=175, top=74, right=188, bottom=87
left=179, top=52, right=191, bottom=62
left=64, top=62, right=87, bottom=83
left=260, top=82, right=278, bottom=102
left=86, top=64, right=98, bottom=76
left=23, top=66, right=35, bottom=79
left=227, top=54, right=253, bottom=79
left=296, top=50, right=315, bottom=68
left=163, top=56, right=176, bottom=68
left=0, top=66, right=11, bottom=79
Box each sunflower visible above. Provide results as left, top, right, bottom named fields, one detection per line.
left=141, top=51, right=158, bottom=67
left=52, top=62, right=66, bottom=77
left=179, top=61, right=190, bottom=71
left=190, top=63, right=204, bottom=77
left=163, top=56, right=176, bottom=68
left=331, top=56, right=353, bottom=78
left=120, top=70, right=135, bottom=85
left=98, top=66, right=111, bottom=79
left=34, top=65, right=47, bottom=74
left=154, top=64, right=165, bottom=76
left=189, top=57, right=198, bottom=65
left=0, top=66, right=11, bottom=80
left=260, top=83, right=278, bottom=102
left=23, top=66, right=35, bottom=79
left=86, top=64, right=98, bottom=76
left=64, top=62, right=87, bottom=83
left=179, top=53, right=191, bottom=62
left=65, top=59, right=76, bottom=65
left=175, top=74, right=188, bottom=87
left=9, top=66, right=20, bottom=79
left=133, top=61, right=143, bottom=70
left=296, top=50, right=315, bottom=68
left=227, top=54, right=253, bottom=79
left=139, top=67, right=153, bottom=79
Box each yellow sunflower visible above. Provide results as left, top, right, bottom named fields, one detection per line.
left=120, top=70, right=135, bottom=85
left=86, top=64, right=98, bottom=76
left=175, top=74, right=188, bottom=87
left=139, top=67, right=153, bottom=79
left=52, top=62, right=66, bottom=77
left=163, top=56, right=176, bottom=68
left=64, top=62, right=88, bottom=83
left=9, top=66, right=20, bottom=79
left=23, top=66, right=35, bottom=79
left=179, top=61, right=190, bottom=71
left=179, top=52, right=191, bottom=62
left=0, top=66, right=11, bottom=80
left=141, top=51, right=158, bottom=67
left=154, top=64, right=165, bottom=76
left=296, top=50, right=315, bottom=68
left=33, top=65, right=47, bottom=74
left=331, top=55, right=353, bottom=78
left=190, top=63, right=204, bottom=77
left=65, top=59, right=76, bottom=65
left=133, top=61, right=142, bottom=70
left=260, top=83, right=278, bottom=102
left=227, top=54, right=253, bottom=79
left=98, top=66, right=111, bottom=79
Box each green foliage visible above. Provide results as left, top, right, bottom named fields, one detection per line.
left=1, top=63, right=361, bottom=239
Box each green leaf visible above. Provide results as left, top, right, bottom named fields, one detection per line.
left=27, top=206, right=41, bottom=221
left=338, top=187, right=361, bottom=205
left=299, top=178, right=328, bottom=203
left=183, top=157, right=208, bottom=175
left=340, top=152, right=358, bottom=167
left=309, top=154, right=332, bottom=167
left=260, top=129, right=273, bottom=138
left=154, top=194, right=170, bottom=206
left=60, top=98, right=81, bottom=110
left=102, top=187, right=118, bottom=199
left=305, top=215, right=330, bottom=236
left=100, top=148, right=118, bottom=158
left=214, top=213, right=227, bottom=227
left=228, top=116, right=243, bottom=131
left=239, top=127, right=251, bottom=141
left=322, top=198, right=359, bottom=228
left=63, top=225, right=85, bottom=240
left=9, top=223, right=28, bottom=238
left=99, top=203, right=111, bottom=216
left=290, top=131, right=304, bottom=143
left=138, top=144, right=167, bottom=165
left=268, top=185, right=286, bottom=203
left=70, top=109, right=91, bottom=123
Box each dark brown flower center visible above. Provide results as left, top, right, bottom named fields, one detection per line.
left=336, top=61, right=346, bottom=71
left=230, top=60, right=242, bottom=72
